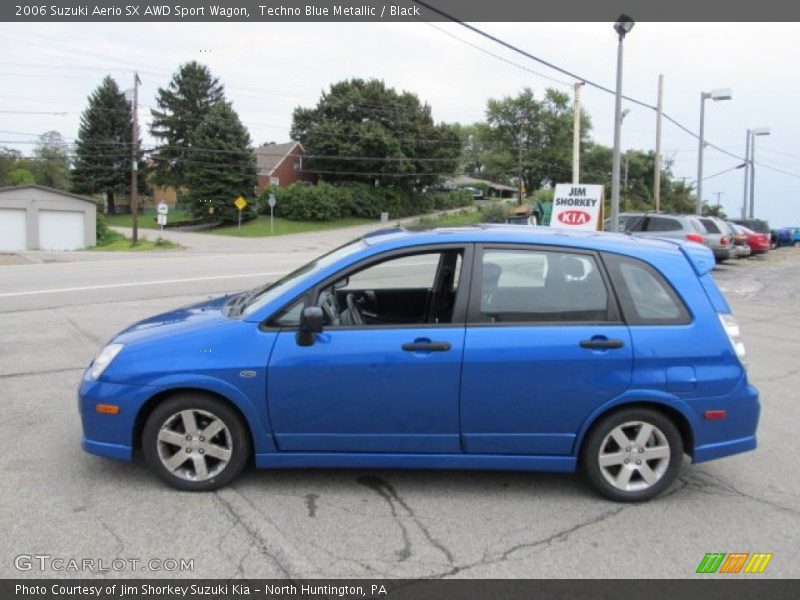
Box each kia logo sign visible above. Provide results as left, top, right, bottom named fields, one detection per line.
left=557, top=210, right=591, bottom=225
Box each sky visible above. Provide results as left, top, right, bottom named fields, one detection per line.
left=1, top=21, right=798, bottom=225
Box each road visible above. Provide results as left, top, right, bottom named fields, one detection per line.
left=1, top=237, right=798, bottom=579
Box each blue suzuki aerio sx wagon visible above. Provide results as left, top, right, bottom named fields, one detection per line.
left=79, top=226, right=760, bottom=501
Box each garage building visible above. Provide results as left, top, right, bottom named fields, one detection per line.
left=0, top=185, right=97, bottom=251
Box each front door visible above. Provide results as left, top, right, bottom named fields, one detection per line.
left=460, top=246, right=633, bottom=456
left=268, top=246, right=470, bottom=454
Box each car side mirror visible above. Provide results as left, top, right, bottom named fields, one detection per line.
left=296, top=306, right=324, bottom=347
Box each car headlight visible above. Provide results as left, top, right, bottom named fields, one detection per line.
left=88, top=343, right=124, bottom=381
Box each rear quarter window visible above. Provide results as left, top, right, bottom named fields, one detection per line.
left=603, top=253, right=691, bottom=325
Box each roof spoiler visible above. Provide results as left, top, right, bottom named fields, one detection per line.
left=679, top=242, right=715, bottom=276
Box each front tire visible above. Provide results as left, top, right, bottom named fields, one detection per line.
left=142, top=393, right=250, bottom=491
left=581, top=408, right=683, bottom=502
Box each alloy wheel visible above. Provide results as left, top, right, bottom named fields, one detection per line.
left=597, top=421, right=671, bottom=492
left=156, top=409, right=233, bottom=482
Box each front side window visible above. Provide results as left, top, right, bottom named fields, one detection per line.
left=316, top=249, right=464, bottom=327
left=476, top=249, right=609, bottom=323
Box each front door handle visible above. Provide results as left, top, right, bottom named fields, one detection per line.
left=579, top=338, right=624, bottom=350
left=402, top=341, right=451, bottom=352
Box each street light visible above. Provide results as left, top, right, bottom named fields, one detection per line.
left=747, top=127, right=770, bottom=218
left=610, top=14, right=634, bottom=233
left=696, top=88, right=732, bottom=215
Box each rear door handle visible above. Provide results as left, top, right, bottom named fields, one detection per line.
left=579, top=338, right=624, bottom=350
left=402, top=341, right=451, bottom=352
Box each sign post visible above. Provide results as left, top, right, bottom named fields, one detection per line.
left=234, top=196, right=247, bottom=231
left=549, top=184, right=604, bottom=231
left=156, top=201, right=169, bottom=231
left=268, top=193, right=276, bottom=235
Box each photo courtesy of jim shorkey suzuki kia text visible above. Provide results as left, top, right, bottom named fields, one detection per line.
left=14, top=584, right=387, bottom=597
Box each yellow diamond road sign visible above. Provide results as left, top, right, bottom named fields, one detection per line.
left=234, top=196, right=247, bottom=211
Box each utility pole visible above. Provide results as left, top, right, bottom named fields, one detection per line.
left=714, top=192, right=724, bottom=210
left=572, top=81, right=584, bottom=184
left=517, top=111, right=527, bottom=205
left=131, top=71, right=141, bottom=244
left=741, top=129, right=751, bottom=219
left=653, top=74, right=663, bottom=213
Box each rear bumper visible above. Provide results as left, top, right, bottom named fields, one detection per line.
left=693, top=435, right=756, bottom=463
left=692, top=382, right=760, bottom=463
left=712, top=247, right=733, bottom=261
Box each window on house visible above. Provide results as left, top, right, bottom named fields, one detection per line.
left=293, top=156, right=302, bottom=171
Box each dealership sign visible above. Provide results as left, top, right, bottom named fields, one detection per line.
left=550, top=184, right=604, bottom=231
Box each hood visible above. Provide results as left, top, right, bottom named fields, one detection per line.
left=113, top=294, right=234, bottom=344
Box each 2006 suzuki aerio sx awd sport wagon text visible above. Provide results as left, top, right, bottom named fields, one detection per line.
left=78, top=225, right=760, bottom=501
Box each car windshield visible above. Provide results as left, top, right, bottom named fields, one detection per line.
left=238, top=239, right=367, bottom=317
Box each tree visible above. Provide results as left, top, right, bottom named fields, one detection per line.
left=150, top=62, right=225, bottom=188
left=0, top=147, right=23, bottom=185
left=32, top=131, right=70, bottom=190
left=481, top=87, right=591, bottom=192
left=291, top=78, right=460, bottom=190
left=71, top=76, right=134, bottom=213
left=453, top=122, right=493, bottom=178
left=184, top=102, right=257, bottom=223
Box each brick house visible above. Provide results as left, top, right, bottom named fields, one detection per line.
left=255, top=141, right=317, bottom=192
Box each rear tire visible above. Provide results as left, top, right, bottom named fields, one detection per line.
left=581, top=408, right=683, bottom=502
left=142, top=393, right=250, bottom=491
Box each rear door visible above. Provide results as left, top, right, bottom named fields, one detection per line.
left=460, top=245, right=632, bottom=456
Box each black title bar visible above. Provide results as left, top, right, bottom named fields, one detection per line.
left=2, top=0, right=799, bottom=22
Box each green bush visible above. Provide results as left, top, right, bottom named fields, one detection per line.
left=95, top=212, right=123, bottom=245
left=479, top=203, right=508, bottom=223
left=257, top=182, right=474, bottom=222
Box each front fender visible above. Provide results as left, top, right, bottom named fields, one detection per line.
left=143, top=373, right=276, bottom=453
left=572, top=389, right=701, bottom=456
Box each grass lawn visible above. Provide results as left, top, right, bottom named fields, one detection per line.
left=87, top=233, right=181, bottom=252
left=208, top=215, right=375, bottom=237
left=104, top=210, right=193, bottom=229
left=415, top=210, right=484, bottom=227
left=104, top=211, right=374, bottom=238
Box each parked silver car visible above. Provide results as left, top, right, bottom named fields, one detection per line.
left=624, top=212, right=728, bottom=255
left=698, top=216, right=734, bottom=262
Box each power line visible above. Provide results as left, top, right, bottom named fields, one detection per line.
left=411, top=0, right=749, bottom=165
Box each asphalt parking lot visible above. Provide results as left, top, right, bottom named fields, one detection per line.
left=1, top=245, right=799, bottom=579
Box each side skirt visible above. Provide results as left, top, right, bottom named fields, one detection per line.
left=255, top=452, right=576, bottom=472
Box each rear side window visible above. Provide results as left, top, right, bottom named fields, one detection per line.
left=604, top=254, right=691, bottom=325
left=474, top=248, right=610, bottom=323
left=700, top=218, right=721, bottom=234
left=647, top=217, right=682, bottom=232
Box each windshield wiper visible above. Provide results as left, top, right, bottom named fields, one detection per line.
left=224, top=283, right=272, bottom=317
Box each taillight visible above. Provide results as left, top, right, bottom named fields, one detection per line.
left=721, top=236, right=728, bottom=246
left=686, top=233, right=705, bottom=243
left=719, top=313, right=746, bottom=366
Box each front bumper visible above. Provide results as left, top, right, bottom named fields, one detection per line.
left=78, top=378, right=154, bottom=462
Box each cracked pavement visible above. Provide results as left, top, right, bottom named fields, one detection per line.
left=0, top=243, right=798, bottom=579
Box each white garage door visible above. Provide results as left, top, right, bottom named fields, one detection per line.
left=38, top=210, right=86, bottom=251
left=0, top=208, right=27, bottom=251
